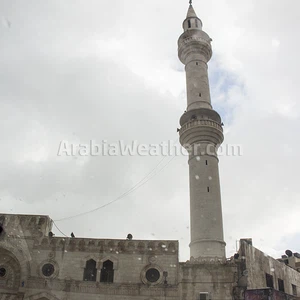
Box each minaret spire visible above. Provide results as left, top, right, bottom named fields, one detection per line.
left=178, top=4, right=226, bottom=259
left=186, top=3, right=198, bottom=18
left=189, top=0, right=192, bottom=4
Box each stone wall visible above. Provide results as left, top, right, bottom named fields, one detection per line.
left=245, top=288, right=300, bottom=300
left=0, top=214, right=52, bottom=239
left=0, top=214, right=180, bottom=300
left=2, top=213, right=300, bottom=300
left=178, top=258, right=238, bottom=300
left=239, top=240, right=300, bottom=297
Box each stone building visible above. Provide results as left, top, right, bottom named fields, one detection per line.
left=1, top=3, right=300, bottom=300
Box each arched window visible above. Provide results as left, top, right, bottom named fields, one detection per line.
left=100, top=260, right=114, bottom=283
left=188, top=20, right=191, bottom=28
left=83, top=259, right=97, bottom=281
left=195, top=19, right=198, bottom=28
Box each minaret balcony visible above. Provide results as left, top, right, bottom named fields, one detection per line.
left=178, top=31, right=212, bottom=64
left=179, top=118, right=224, bottom=149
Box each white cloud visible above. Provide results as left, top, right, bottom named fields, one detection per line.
left=272, top=38, right=280, bottom=48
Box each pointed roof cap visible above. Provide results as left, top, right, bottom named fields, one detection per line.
left=186, top=4, right=198, bottom=18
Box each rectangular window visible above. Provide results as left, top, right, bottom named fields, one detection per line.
left=206, top=160, right=208, bottom=165
left=207, top=187, right=210, bottom=192
left=278, top=278, right=285, bottom=292
left=292, top=284, right=297, bottom=296
left=266, top=273, right=274, bottom=288
left=199, top=293, right=208, bottom=300
left=188, top=20, right=191, bottom=28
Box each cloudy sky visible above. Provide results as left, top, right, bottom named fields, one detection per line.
left=1, top=0, right=300, bottom=261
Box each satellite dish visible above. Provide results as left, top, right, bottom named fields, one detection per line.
left=294, top=253, right=300, bottom=259
left=234, top=253, right=240, bottom=259
left=127, top=234, right=133, bottom=240
left=285, top=250, right=293, bottom=257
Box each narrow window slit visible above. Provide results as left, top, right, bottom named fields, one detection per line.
left=207, top=187, right=210, bottom=192
left=266, top=273, right=274, bottom=288
left=199, top=93, right=202, bottom=97
left=188, top=20, right=191, bottom=28
left=278, top=279, right=285, bottom=292
left=206, top=160, right=208, bottom=165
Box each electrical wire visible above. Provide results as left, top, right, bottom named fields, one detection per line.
left=54, top=155, right=172, bottom=222
left=52, top=220, right=68, bottom=237
left=54, top=154, right=176, bottom=222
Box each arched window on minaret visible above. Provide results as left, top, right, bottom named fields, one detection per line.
left=100, top=260, right=114, bottom=283
left=83, top=259, right=97, bottom=281
left=188, top=20, right=191, bottom=28
left=195, top=19, right=198, bottom=28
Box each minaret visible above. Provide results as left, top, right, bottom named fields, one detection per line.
left=178, top=2, right=226, bottom=258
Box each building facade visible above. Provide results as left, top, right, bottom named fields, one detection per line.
left=1, top=213, right=300, bottom=300
left=1, top=3, right=300, bottom=300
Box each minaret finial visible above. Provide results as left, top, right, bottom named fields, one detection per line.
left=189, top=0, right=192, bottom=5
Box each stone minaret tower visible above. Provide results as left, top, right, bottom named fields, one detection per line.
left=178, top=3, right=226, bottom=258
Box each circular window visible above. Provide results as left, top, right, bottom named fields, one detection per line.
left=0, top=268, right=6, bottom=277
left=42, top=263, right=55, bottom=277
left=145, top=268, right=160, bottom=283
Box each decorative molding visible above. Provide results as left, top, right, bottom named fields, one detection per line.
left=148, top=256, right=157, bottom=264
left=0, top=294, right=23, bottom=300
left=24, top=276, right=178, bottom=297
left=179, top=118, right=224, bottom=148
left=25, top=291, right=60, bottom=300
left=99, top=255, right=119, bottom=270
left=80, top=255, right=99, bottom=268
left=180, top=119, right=223, bottom=134
left=182, top=257, right=237, bottom=265
left=178, top=35, right=211, bottom=49
left=33, top=238, right=179, bottom=256
left=0, top=214, right=52, bottom=239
